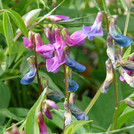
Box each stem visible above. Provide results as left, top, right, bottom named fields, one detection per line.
left=121, top=0, right=131, bottom=55
left=33, top=43, right=42, bottom=96
left=112, top=69, right=118, bottom=130
left=84, top=83, right=104, bottom=114
left=63, top=64, right=68, bottom=133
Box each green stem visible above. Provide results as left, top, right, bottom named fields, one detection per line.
left=121, top=0, right=131, bottom=55
left=33, top=43, right=42, bottom=96
left=84, top=83, right=104, bottom=114
left=112, top=69, right=118, bottom=130
left=63, top=64, right=68, bottom=133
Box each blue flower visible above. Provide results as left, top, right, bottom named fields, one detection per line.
left=66, top=56, right=86, bottom=72
left=68, top=80, right=79, bottom=92
left=83, top=12, right=103, bottom=40
left=109, top=21, right=132, bottom=47
left=70, top=104, right=88, bottom=121
left=20, top=67, right=37, bottom=85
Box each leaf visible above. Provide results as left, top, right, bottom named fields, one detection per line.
left=122, top=45, right=131, bottom=60
left=7, top=9, right=28, bottom=37
left=65, top=120, right=92, bottom=134
left=25, top=88, right=47, bottom=134
left=120, top=0, right=128, bottom=11
left=92, top=0, right=101, bottom=11
left=0, top=109, right=22, bottom=121
left=3, top=11, right=13, bottom=59
left=38, top=0, right=65, bottom=22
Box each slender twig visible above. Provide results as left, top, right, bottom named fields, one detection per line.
left=33, top=42, right=42, bottom=96
left=63, top=64, right=68, bottom=133
left=84, top=83, right=104, bottom=114
left=112, top=69, right=118, bottom=130
left=121, top=0, right=131, bottom=55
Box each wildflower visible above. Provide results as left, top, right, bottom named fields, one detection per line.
left=38, top=111, right=47, bottom=134
left=20, top=56, right=37, bottom=85
left=83, top=11, right=103, bottom=40
left=43, top=99, right=58, bottom=120
left=62, top=28, right=87, bottom=47
left=35, top=33, right=54, bottom=59
left=22, top=31, right=35, bottom=50
left=46, top=15, right=70, bottom=22
left=64, top=100, right=72, bottom=127
left=109, top=20, right=132, bottom=47
left=44, top=26, right=55, bottom=44
left=69, top=93, right=76, bottom=105
left=122, top=98, right=134, bottom=109
left=101, top=59, right=114, bottom=93
left=119, top=67, right=134, bottom=87
left=106, top=34, right=116, bottom=68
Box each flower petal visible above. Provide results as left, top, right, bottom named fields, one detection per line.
left=66, top=56, right=86, bottom=72
left=47, top=15, right=70, bottom=22
left=46, top=100, right=58, bottom=110
left=68, top=80, right=79, bottom=92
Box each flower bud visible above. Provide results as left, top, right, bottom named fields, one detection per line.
left=46, top=15, right=70, bottom=22
left=69, top=93, right=76, bottom=105
left=41, top=77, right=49, bottom=89
left=122, top=98, right=134, bottom=109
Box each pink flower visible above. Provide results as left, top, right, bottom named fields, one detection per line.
left=47, top=15, right=69, bottom=22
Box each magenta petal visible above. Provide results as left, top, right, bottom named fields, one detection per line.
left=120, top=76, right=125, bottom=82
left=44, top=107, right=53, bottom=120
left=55, top=27, right=63, bottom=44
left=36, top=43, right=54, bottom=53
left=40, top=51, right=53, bottom=59
left=38, top=111, right=47, bottom=134
left=35, top=33, right=44, bottom=48
left=22, top=37, right=33, bottom=50
left=69, top=30, right=87, bottom=46
left=47, top=15, right=70, bottom=22
left=46, top=100, right=58, bottom=110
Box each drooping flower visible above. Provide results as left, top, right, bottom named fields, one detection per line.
left=70, top=104, right=88, bottom=121
left=22, top=31, right=35, bottom=50
left=64, top=100, right=72, bottom=127
left=44, top=26, right=55, bottom=44
left=109, top=20, right=132, bottom=47
left=20, top=56, right=37, bottom=85
left=101, top=59, right=114, bottom=93
left=46, top=15, right=70, bottom=22
left=119, top=67, right=134, bottom=87
left=83, top=11, right=103, bottom=40
left=106, top=34, right=117, bottom=68
left=38, top=111, right=47, bottom=134
left=43, top=99, right=58, bottom=120
left=62, top=28, right=87, bottom=47
left=35, top=33, right=54, bottom=59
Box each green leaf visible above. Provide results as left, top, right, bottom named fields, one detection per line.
left=3, top=12, right=13, bottom=59
left=65, top=120, right=92, bottom=134
left=7, top=9, right=28, bottom=37
left=122, top=45, right=131, bottom=60
left=120, top=0, right=128, bottom=11
left=25, top=88, right=47, bottom=134
left=92, top=0, right=101, bottom=11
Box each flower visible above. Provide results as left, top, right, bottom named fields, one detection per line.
left=68, top=80, right=79, bottom=92
left=101, top=59, right=114, bottom=93
left=43, top=99, right=58, bottom=120
left=20, top=57, right=37, bottom=85
left=62, top=28, right=87, bottom=47
left=22, top=31, right=35, bottom=50
left=109, top=20, right=132, bottom=47
left=46, top=15, right=70, bottom=22
left=38, top=111, right=47, bottom=134
left=70, top=104, right=88, bottom=121
left=83, top=11, right=103, bottom=40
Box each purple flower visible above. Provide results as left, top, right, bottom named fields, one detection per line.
left=109, top=20, right=132, bottom=47
left=68, top=80, right=79, bottom=92
left=20, top=57, right=37, bottom=85
left=43, top=99, right=58, bottom=120
left=83, top=12, right=103, bottom=40
left=62, top=28, right=87, bottom=47
left=35, top=33, right=54, bottom=59
left=120, top=70, right=132, bottom=82
left=22, top=31, right=35, bottom=50
left=44, top=26, right=55, bottom=44
left=47, top=15, right=70, bottom=22
left=38, top=111, right=47, bottom=134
